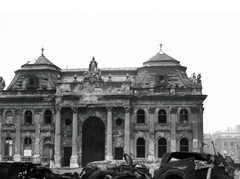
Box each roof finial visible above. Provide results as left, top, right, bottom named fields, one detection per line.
left=159, top=43, right=164, bottom=54
left=41, top=47, right=44, bottom=56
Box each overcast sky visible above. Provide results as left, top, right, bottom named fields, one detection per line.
left=0, top=1, right=240, bottom=134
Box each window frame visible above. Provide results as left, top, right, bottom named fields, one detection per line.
left=136, top=109, right=145, bottom=124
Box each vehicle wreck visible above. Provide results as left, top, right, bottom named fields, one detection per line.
left=153, top=152, right=235, bottom=179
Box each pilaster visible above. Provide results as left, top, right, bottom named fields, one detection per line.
left=70, top=107, right=79, bottom=168
left=54, top=107, right=62, bottom=168
left=106, top=107, right=113, bottom=160
left=14, top=109, right=22, bottom=162
left=191, top=107, right=200, bottom=152
left=32, top=108, right=42, bottom=164
left=170, top=107, right=177, bottom=152
left=0, top=109, right=3, bottom=162
left=148, top=107, right=155, bottom=161
left=124, top=106, right=130, bottom=155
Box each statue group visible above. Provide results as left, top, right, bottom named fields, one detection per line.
left=83, top=57, right=102, bottom=81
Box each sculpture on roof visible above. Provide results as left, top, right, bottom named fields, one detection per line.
left=83, top=57, right=102, bottom=82
left=0, top=76, right=5, bottom=90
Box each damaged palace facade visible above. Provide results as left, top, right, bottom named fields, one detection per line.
left=0, top=46, right=207, bottom=167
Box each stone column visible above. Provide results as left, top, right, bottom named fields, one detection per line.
left=14, top=109, right=22, bottom=162
left=170, top=107, right=178, bottom=152
left=0, top=109, right=3, bottom=162
left=199, top=107, right=204, bottom=152
left=70, top=107, right=79, bottom=168
left=124, top=107, right=130, bottom=155
left=54, top=107, right=62, bottom=168
left=106, top=107, right=113, bottom=160
left=32, top=109, right=41, bottom=164
left=191, top=107, right=200, bottom=152
left=148, top=107, right=156, bottom=161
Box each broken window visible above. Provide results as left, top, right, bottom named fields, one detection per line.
left=180, top=109, right=188, bottom=123
left=137, top=109, right=145, bottom=123
left=136, top=138, right=145, bottom=158
left=44, top=110, right=52, bottom=124
left=180, top=138, right=189, bottom=152
left=158, top=109, right=167, bottom=123
left=25, top=110, right=32, bottom=124
left=158, top=138, right=167, bottom=157
left=4, top=137, right=13, bottom=157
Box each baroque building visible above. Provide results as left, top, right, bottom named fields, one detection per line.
left=203, top=126, right=240, bottom=162
left=0, top=45, right=207, bottom=167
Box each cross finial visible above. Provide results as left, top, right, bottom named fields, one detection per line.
left=41, top=47, right=44, bottom=56
left=159, top=43, right=163, bottom=54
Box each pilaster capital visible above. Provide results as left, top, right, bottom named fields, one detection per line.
left=55, top=107, right=61, bottom=114
left=71, top=107, right=78, bottom=113
left=148, top=107, right=156, bottom=114
left=15, top=109, right=23, bottom=115
left=106, top=107, right=113, bottom=112
left=191, top=107, right=199, bottom=114
left=34, top=108, right=42, bottom=115
left=124, top=106, right=130, bottom=113
left=170, top=107, right=178, bottom=114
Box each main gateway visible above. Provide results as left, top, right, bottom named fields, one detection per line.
left=0, top=45, right=207, bottom=167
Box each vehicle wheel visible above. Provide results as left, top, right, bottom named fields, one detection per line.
left=166, top=175, right=183, bottom=179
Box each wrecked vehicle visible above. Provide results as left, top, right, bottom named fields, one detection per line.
left=153, top=152, right=234, bottom=179
left=83, top=154, right=152, bottom=179
left=0, top=162, right=53, bottom=179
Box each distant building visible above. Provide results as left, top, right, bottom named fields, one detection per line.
left=0, top=45, right=207, bottom=167
left=204, top=126, right=240, bottom=162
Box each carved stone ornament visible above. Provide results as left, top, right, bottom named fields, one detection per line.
left=124, top=106, right=130, bottom=113
left=106, top=107, right=113, bottom=112
left=83, top=57, right=102, bottom=82
left=0, top=76, right=6, bottom=90
left=15, top=109, right=22, bottom=115
left=34, top=108, right=42, bottom=115
left=148, top=107, right=156, bottom=114
left=71, top=107, right=78, bottom=113
left=170, top=107, right=178, bottom=114
left=55, top=107, right=61, bottom=114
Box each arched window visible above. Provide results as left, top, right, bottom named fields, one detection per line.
left=137, top=109, right=145, bottom=123
left=5, top=110, right=13, bottom=124
left=180, top=109, right=188, bottom=123
left=4, top=137, right=13, bottom=156
left=158, top=109, right=167, bottom=123
left=44, top=110, right=52, bottom=124
left=158, top=138, right=167, bottom=157
left=25, top=110, right=32, bottom=124
left=24, top=137, right=32, bottom=148
left=136, top=138, right=145, bottom=158
left=180, top=138, right=189, bottom=151
left=43, top=138, right=52, bottom=159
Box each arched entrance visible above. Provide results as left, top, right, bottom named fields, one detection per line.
left=82, top=117, right=105, bottom=166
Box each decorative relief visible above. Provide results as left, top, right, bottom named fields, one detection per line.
left=55, top=107, right=61, bottom=114
left=15, top=109, right=22, bottom=115
left=170, top=107, right=178, bottom=114
left=148, top=107, right=156, bottom=114
left=106, top=107, right=113, bottom=112
left=71, top=107, right=78, bottom=113
left=124, top=106, right=130, bottom=113
left=34, top=108, right=42, bottom=115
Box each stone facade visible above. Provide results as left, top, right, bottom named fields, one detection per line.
left=203, top=126, right=240, bottom=162
left=0, top=45, right=207, bottom=167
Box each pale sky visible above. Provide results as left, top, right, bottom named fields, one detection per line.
left=0, top=1, right=240, bottom=134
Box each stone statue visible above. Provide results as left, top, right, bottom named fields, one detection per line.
left=89, top=57, right=97, bottom=73
left=0, top=76, right=5, bottom=90
left=197, top=73, right=202, bottom=84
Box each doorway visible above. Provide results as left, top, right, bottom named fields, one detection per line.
left=63, top=147, right=72, bottom=166
left=82, top=117, right=105, bottom=166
